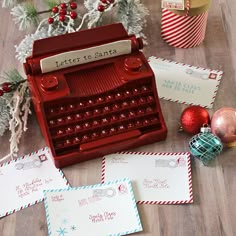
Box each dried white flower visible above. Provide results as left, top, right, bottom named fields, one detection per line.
left=2, top=0, right=18, bottom=8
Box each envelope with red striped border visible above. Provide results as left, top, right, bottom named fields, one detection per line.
left=102, top=152, right=193, bottom=204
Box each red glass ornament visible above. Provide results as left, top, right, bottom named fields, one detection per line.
left=59, top=15, right=66, bottom=22
left=97, top=5, right=105, bottom=12
left=2, top=82, right=12, bottom=92
left=100, top=0, right=108, bottom=4
left=108, top=0, right=115, bottom=3
left=60, top=3, right=67, bottom=9
left=60, top=9, right=67, bottom=15
left=52, top=7, right=59, bottom=13
left=180, top=105, right=210, bottom=135
left=70, top=2, right=77, bottom=9
left=48, top=17, right=54, bottom=24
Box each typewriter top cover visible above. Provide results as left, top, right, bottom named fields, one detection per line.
left=24, top=23, right=167, bottom=168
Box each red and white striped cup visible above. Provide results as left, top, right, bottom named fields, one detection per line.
left=161, top=0, right=210, bottom=48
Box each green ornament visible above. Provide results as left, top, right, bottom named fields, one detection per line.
left=189, top=125, right=223, bottom=165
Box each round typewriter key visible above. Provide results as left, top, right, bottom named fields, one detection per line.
left=147, top=95, right=154, bottom=102
left=49, top=108, right=55, bottom=114
left=75, top=124, right=82, bottom=131
left=66, top=116, right=73, bottom=122
left=138, top=97, right=146, bottom=104
left=66, top=127, right=73, bottom=133
left=137, top=109, right=145, bottom=115
left=130, top=100, right=137, bottom=106
left=101, top=118, right=109, bottom=124
left=91, top=132, right=99, bottom=139
left=78, top=102, right=85, bottom=108
left=59, top=106, right=66, bottom=112
left=41, top=76, right=58, bottom=90
left=92, top=120, right=100, bottom=126
left=87, top=99, right=94, bottom=106
left=128, top=111, right=136, bottom=118
left=127, top=122, right=134, bottom=129
left=146, top=107, right=153, bottom=113
left=115, top=93, right=122, bottom=99
left=101, top=130, right=108, bottom=136
left=103, top=106, right=110, bottom=113
left=119, top=113, right=126, bottom=120
left=106, top=95, right=113, bottom=101
left=111, top=115, right=118, bottom=122
left=96, top=97, right=104, bottom=103
left=57, top=129, right=64, bottom=135
left=84, top=111, right=92, bottom=117
left=133, top=88, right=139, bottom=94
left=125, top=90, right=131, bottom=96
left=93, top=108, right=101, bottom=115
left=143, top=119, right=150, bottom=125
left=83, top=122, right=91, bottom=129
left=118, top=125, right=125, bottom=131
left=112, top=104, right=120, bottom=111
left=68, top=104, right=75, bottom=110
left=122, top=101, right=129, bottom=108
left=124, top=57, right=142, bottom=72
left=109, top=127, right=116, bottom=134
left=135, top=120, right=142, bottom=127
left=151, top=117, right=159, bottom=123
left=82, top=135, right=90, bottom=142
left=64, top=139, right=72, bottom=146
left=75, top=113, right=83, bottom=120
left=141, top=86, right=149, bottom=92
left=57, top=118, right=64, bottom=124
left=73, top=137, right=81, bottom=144
left=49, top=120, right=55, bottom=126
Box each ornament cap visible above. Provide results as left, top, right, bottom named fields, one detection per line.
left=200, top=124, right=211, bottom=133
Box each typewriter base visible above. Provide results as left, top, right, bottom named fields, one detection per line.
left=51, top=129, right=167, bottom=168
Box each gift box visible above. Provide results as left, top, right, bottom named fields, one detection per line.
left=161, top=0, right=211, bottom=48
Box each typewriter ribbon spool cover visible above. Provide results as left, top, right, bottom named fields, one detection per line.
left=24, top=23, right=167, bottom=168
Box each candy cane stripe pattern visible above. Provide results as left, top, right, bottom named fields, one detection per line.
left=161, top=8, right=208, bottom=48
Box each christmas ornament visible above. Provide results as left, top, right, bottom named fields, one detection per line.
left=180, top=105, right=210, bottom=135
left=211, top=107, right=236, bottom=147
left=189, top=125, right=223, bottom=165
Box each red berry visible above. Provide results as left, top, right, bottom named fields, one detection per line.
left=48, top=17, right=54, bottom=24
left=108, top=0, right=115, bottom=3
left=100, top=0, right=107, bottom=3
left=60, top=3, right=67, bottom=9
left=70, top=11, right=77, bottom=19
left=70, top=2, right=77, bottom=9
left=52, top=6, right=59, bottom=13
left=59, top=14, right=66, bottom=22
left=2, top=84, right=11, bottom=92
left=59, top=9, right=67, bottom=15
left=0, top=89, right=3, bottom=96
left=97, top=5, right=105, bottom=12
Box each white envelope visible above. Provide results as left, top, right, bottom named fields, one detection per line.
left=149, top=57, right=223, bottom=108
left=102, top=152, right=193, bottom=204
left=43, top=178, right=142, bottom=236
left=0, top=147, right=69, bottom=217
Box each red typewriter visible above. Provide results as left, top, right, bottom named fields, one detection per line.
left=24, top=23, right=167, bottom=168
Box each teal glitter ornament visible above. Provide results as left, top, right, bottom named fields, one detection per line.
left=189, top=125, right=223, bottom=165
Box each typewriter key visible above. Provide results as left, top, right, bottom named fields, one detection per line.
left=111, top=115, right=118, bottom=122
left=78, top=102, right=85, bottom=108
left=91, top=132, right=99, bottom=139
left=101, top=118, right=109, bottom=124
left=49, top=120, right=55, bottom=126
left=84, top=111, right=92, bottom=117
left=57, top=129, right=64, bottom=135
left=118, top=125, right=125, bottom=131
left=125, top=90, right=131, bottom=96
left=101, top=130, right=108, bottom=136
left=66, top=116, right=73, bottom=122
left=87, top=99, right=94, bottom=105
left=146, top=107, right=153, bottom=113
left=75, top=113, right=83, bottom=120
left=135, top=120, right=142, bottom=127
left=73, top=137, right=81, bottom=144
left=130, top=99, right=137, bottom=106
left=112, top=104, right=120, bottom=111
left=64, top=139, right=72, bottom=146
left=122, top=101, right=129, bottom=108
left=109, top=127, right=116, bottom=134
left=92, top=120, right=100, bottom=126
left=106, top=95, right=113, bottom=101
left=128, top=111, right=136, bottom=118
left=96, top=97, right=104, bottom=103
left=119, top=113, right=126, bottom=120
left=147, top=95, right=154, bottom=102
left=66, top=127, right=73, bottom=133
left=103, top=106, right=110, bottom=113
left=75, top=125, right=82, bottom=131
left=137, top=109, right=145, bottom=115
left=143, top=119, right=150, bottom=125
left=83, top=122, right=91, bottom=129
left=115, top=93, right=122, bottom=99
left=133, top=88, right=139, bottom=94
left=68, top=104, right=75, bottom=110
left=139, top=97, right=146, bottom=104
left=93, top=108, right=101, bottom=115
left=151, top=117, right=159, bottom=123
left=59, top=106, right=66, bottom=112
left=127, top=123, right=134, bottom=129
left=57, top=118, right=64, bottom=124
left=82, top=135, right=90, bottom=142
left=141, top=86, right=149, bottom=92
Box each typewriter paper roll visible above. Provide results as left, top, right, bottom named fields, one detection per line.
left=40, top=40, right=132, bottom=74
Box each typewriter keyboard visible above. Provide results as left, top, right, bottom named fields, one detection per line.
left=46, top=81, right=162, bottom=156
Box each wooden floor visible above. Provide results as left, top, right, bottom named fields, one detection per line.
left=0, top=0, right=236, bottom=235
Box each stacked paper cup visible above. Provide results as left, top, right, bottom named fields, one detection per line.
left=161, top=0, right=211, bottom=48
